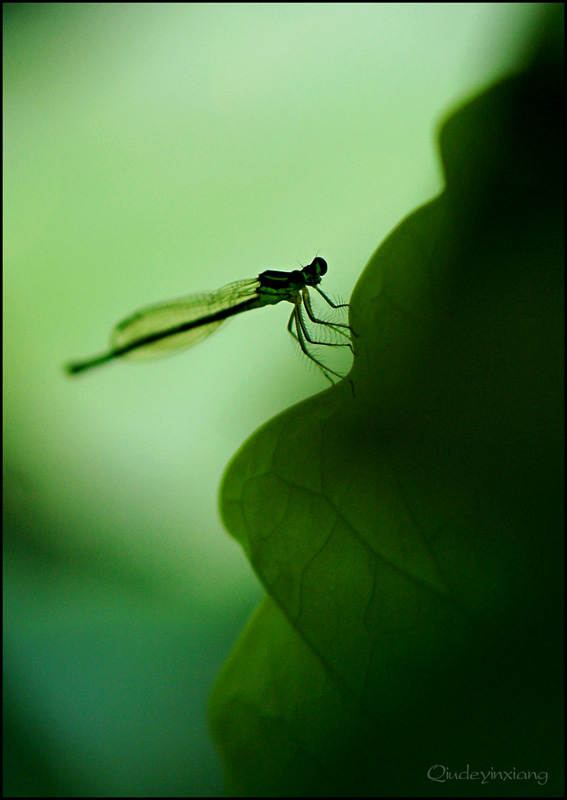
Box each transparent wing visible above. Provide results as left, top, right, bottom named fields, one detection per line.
left=110, top=278, right=260, bottom=360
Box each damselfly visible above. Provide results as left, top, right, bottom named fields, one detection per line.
left=65, top=257, right=354, bottom=383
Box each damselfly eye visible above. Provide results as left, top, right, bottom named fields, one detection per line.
left=313, top=257, right=327, bottom=276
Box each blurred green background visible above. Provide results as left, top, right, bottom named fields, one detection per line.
left=3, top=4, right=546, bottom=796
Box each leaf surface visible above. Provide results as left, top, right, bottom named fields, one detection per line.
left=210, top=12, right=564, bottom=796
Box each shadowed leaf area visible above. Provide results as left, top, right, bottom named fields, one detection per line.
left=210, top=12, right=564, bottom=797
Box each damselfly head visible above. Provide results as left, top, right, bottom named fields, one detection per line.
left=303, top=256, right=328, bottom=284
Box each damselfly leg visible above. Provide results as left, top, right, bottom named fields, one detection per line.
left=287, top=286, right=355, bottom=384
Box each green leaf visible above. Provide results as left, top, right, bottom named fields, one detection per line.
left=210, top=10, right=563, bottom=797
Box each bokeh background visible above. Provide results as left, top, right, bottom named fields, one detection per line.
left=3, top=4, right=546, bottom=796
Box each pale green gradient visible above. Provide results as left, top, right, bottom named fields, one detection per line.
left=3, top=4, right=543, bottom=796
